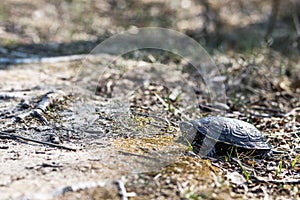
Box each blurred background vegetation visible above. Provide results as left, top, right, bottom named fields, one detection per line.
left=0, top=0, right=299, bottom=93
left=0, top=2, right=299, bottom=199
left=0, top=0, right=299, bottom=55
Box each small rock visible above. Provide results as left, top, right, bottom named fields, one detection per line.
left=226, top=171, right=246, bottom=185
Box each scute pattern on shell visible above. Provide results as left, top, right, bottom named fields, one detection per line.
left=192, top=117, right=271, bottom=150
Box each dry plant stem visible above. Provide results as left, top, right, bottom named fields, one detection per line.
left=0, top=130, right=77, bottom=151
left=251, top=106, right=285, bottom=114
left=14, top=109, right=48, bottom=124
left=0, top=93, right=24, bottom=99
left=154, top=92, right=181, bottom=115
left=36, top=91, right=65, bottom=111
left=231, top=157, right=255, bottom=173
left=253, top=176, right=300, bottom=184
left=285, top=107, right=300, bottom=117
left=13, top=91, right=65, bottom=124
left=115, top=180, right=136, bottom=200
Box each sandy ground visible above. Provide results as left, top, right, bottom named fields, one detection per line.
left=0, top=56, right=190, bottom=199
left=1, top=0, right=300, bottom=199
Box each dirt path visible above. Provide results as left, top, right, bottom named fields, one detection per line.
left=1, top=1, right=300, bottom=199
left=0, top=55, right=189, bottom=199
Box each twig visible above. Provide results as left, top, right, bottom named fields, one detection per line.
left=13, top=90, right=66, bottom=124
left=0, top=130, right=77, bottom=151
left=115, top=180, right=136, bottom=200
left=247, top=110, right=273, bottom=118
left=285, top=107, right=300, bottom=117
left=37, top=91, right=65, bottom=111
left=248, top=106, right=287, bottom=118
left=154, top=92, right=181, bottom=115
left=250, top=106, right=285, bottom=114
left=154, top=92, right=169, bottom=108
left=0, top=92, right=24, bottom=99
left=199, top=103, right=227, bottom=113
left=270, top=130, right=300, bottom=136
left=252, top=176, right=300, bottom=184
left=14, top=109, right=48, bottom=124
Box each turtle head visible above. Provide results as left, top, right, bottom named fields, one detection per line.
left=177, top=121, right=198, bottom=146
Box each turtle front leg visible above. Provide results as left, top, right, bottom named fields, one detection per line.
left=192, top=137, right=217, bottom=157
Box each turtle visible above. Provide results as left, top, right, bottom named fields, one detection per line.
left=179, top=116, right=272, bottom=157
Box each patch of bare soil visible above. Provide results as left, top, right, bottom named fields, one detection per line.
left=0, top=49, right=299, bottom=200
left=1, top=0, right=300, bottom=199
left=0, top=54, right=204, bottom=199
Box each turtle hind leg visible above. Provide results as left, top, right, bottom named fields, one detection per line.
left=192, top=145, right=216, bottom=158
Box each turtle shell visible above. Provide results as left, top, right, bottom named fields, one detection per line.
left=184, top=117, right=271, bottom=156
